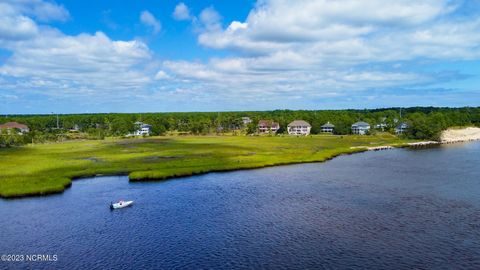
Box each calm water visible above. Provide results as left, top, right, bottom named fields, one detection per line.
left=1, top=143, right=480, bottom=270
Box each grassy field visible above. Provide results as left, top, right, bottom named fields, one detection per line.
left=0, top=134, right=413, bottom=198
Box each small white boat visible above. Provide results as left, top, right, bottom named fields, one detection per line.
left=110, top=200, right=134, bottom=210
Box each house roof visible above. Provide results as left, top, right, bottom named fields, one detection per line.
left=258, top=120, right=279, bottom=127
left=0, top=122, right=28, bottom=129
left=352, top=121, right=370, bottom=127
left=321, top=122, right=335, bottom=128
left=287, top=120, right=311, bottom=127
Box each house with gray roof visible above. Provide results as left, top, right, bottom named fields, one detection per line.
left=134, top=121, right=152, bottom=136
left=321, top=122, right=335, bottom=133
left=287, top=120, right=311, bottom=135
left=395, top=122, right=409, bottom=134
left=351, top=121, right=370, bottom=135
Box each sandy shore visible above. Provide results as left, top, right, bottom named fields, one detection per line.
left=440, top=127, right=480, bottom=143
left=351, top=127, right=480, bottom=151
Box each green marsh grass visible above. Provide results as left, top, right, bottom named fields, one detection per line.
left=0, top=134, right=413, bottom=198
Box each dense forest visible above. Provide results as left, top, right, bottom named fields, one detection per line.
left=1, top=107, right=480, bottom=147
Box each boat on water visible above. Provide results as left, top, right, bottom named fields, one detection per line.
left=110, top=200, right=134, bottom=210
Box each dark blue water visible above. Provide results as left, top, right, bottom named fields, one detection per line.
left=1, top=143, right=480, bottom=270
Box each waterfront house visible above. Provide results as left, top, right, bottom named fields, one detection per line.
left=351, top=121, right=370, bottom=135
left=134, top=121, right=152, bottom=136
left=321, top=122, right=335, bottom=133
left=258, top=120, right=280, bottom=134
left=0, top=122, right=30, bottom=134
left=395, top=122, right=409, bottom=134
left=374, top=117, right=388, bottom=131
left=241, top=117, right=252, bottom=125
left=287, top=120, right=311, bottom=135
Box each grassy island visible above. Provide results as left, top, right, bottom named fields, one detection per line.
left=0, top=134, right=413, bottom=198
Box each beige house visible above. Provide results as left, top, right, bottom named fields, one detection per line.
left=287, top=120, right=311, bottom=135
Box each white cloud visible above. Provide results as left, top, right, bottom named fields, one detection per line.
left=2, top=0, right=480, bottom=112
left=155, top=70, right=171, bottom=80
left=155, top=0, right=480, bottom=107
left=1, top=30, right=153, bottom=94
left=196, top=0, right=480, bottom=62
left=0, top=4, right=38, bottom=41
left=28, top=0, right=70, bottom=22
left=158, top=0, right=480, bottom=101
left=0, top=1, right=154, bottom=102
left=2, top=0, right=70, bottom=22
left=173, top=3, right=191, bottom=21
left=198, top=6, right=222, bottom=31
left=140, top=10, right=161, bottom=34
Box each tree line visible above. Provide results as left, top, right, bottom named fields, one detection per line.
left=1, top=107, right=479, bottom=147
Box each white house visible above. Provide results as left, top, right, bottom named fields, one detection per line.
left=287, top=120, right=311, bottom=135
left=258, top=120, right=280, bottom=134
left=134, top=121, right=152, bottom=136
left=351, top=121, right=370, bottom=135
left=321, top=122, right=335, bottom=133
left=241, top=117, right=252, bottom=125
left=395, top=122, right=409, bottom=134
left=374, top=123, right=388, bottom=131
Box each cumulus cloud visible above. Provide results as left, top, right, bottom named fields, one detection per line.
left=0, top=1, right=154, bottom=103
left=173, top=2, right=191, bottom=21
left=1, top=30, right=152, bottom=93
left=2, top=0, right=70, bottom=22
left=196, top=0, right=478, bottom=61
left=140, top=10, right=161, bottom=34
left=198, top=6, right=222, bottom=31
left=0, top=5, right=39, bottom=41
left=2, top=0, right=480, bottom=112
left=159, top=0, right=480, bottom=107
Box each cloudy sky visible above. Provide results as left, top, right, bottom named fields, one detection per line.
left=1, top=0, right=480, bottom=114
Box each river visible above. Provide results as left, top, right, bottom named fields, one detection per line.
left=1, top=142, right=480, bottom=269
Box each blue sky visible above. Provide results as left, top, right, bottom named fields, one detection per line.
left=1, top=0, right=480, bottom=114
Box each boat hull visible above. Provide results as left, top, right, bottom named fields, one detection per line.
left=110, top=201, right=134, bottom=209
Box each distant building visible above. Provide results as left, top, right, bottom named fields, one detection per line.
left=134, top=121, right=152, bottom=136
left=287, top=120, right=311, bottom=135
left=351, top=121, right=370, bottom=135
left=258, top=120, right=280, bottom=134
left=395, top=122, right=409, bottom=134
left=69, top=124, right=80, bottom=132
left=374, top=123, right=387, bottom=131
left=0, top=122, right=29, bottom=134
left=320, top=122, right=335, bottom=133
left=241, top=117, right=252, bottom=125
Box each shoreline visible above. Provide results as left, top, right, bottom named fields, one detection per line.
left=1, top=147, right=368, bottom=199
left=356, top=127, right=480, bottom=151
left=2, top=129, right=479, bottom=200
left=440, top=127, right=480, bottom=144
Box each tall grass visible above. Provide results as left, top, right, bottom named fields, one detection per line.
left=0, top=134, right=413, bottom=198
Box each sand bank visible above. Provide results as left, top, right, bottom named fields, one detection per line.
left=440, top=127, right=480, bottom=144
